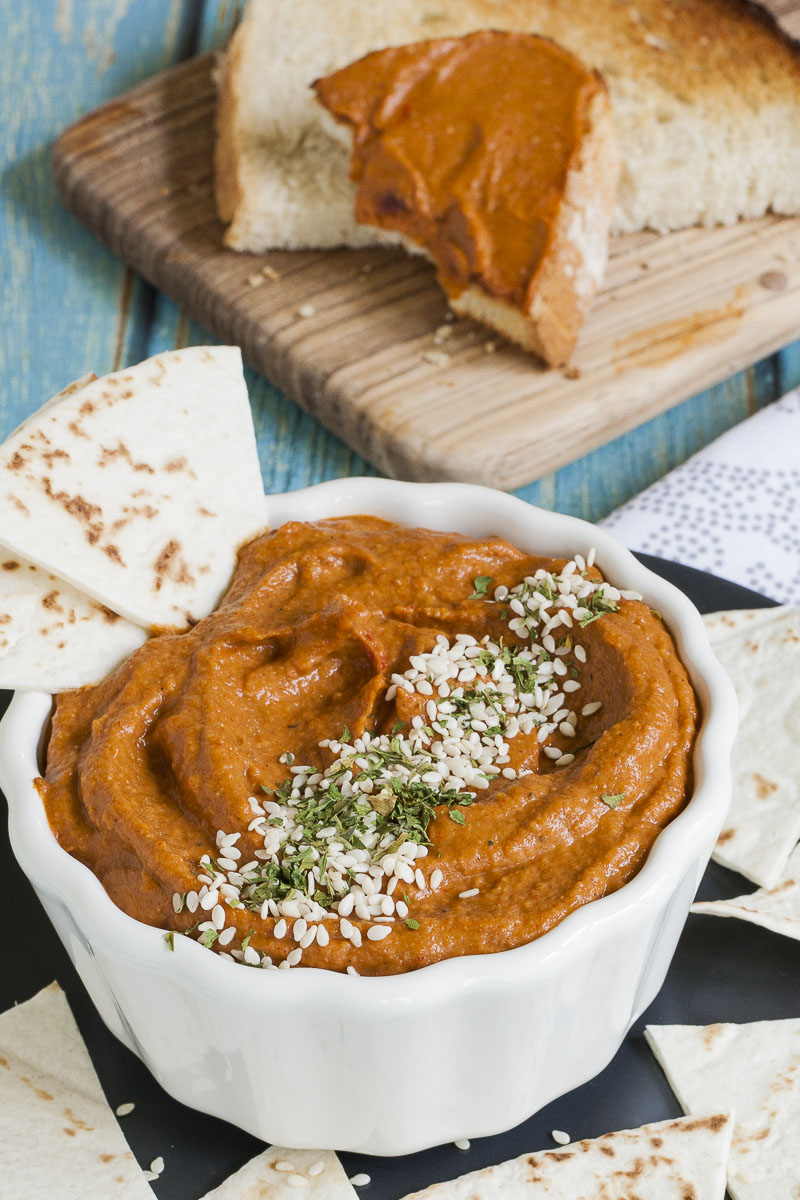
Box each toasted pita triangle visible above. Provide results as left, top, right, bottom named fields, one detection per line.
left=702, top=607, right=784, bottom=640
left=704, top=607, right=800, bottom=888
left=0, top=346, right=266, bottom=629
left=692, top=843, right=800, bottom=941
left=647, top=1019, right=800, bottom=1200
left=198, top=1146, right=357, bottom=1198
left=400, top=1113, right=733, bottom=1199
left=0, top=983, right=153, bottom=1198
left=0, top=552, right=146, bottom=691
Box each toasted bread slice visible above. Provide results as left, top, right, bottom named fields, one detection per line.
left=216, top=0, right=800, bottom=250
left=313, top=32, right=618, bottom=365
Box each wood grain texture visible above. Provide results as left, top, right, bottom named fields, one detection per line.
left=51, top=48, right=800, bottom=491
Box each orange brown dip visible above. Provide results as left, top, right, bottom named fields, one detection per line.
left=313, top=31, right=610, bottom=326
left=40, top=517, right=696, bottom=976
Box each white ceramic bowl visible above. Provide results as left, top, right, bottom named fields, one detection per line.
left=0, top=479, right=737, bottom=1155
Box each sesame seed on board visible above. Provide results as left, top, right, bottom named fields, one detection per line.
left=172, top=556, right=637, bottom=968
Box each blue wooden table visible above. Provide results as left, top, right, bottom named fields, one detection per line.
left=3, top=1, right=799, bottom=522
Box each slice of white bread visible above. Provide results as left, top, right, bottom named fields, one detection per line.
left=313, top=32, right=619, bottom=365
left=216, top=0, right=800, bottom=251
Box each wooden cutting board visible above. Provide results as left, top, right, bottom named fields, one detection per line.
left=53, top=39, right=800, bottom=491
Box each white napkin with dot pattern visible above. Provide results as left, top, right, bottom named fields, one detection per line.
left=600, top=389, right=800, bottom=604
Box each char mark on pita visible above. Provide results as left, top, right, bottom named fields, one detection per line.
left=0, top=346, right=267, bottom=631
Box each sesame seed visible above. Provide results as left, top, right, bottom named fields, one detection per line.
left=217, top=927, right=235, bottom=946
left=454, top=1138, right=471, bottom=1150
left=297, top=303, right=316, bottom=318
left=275, top=1161, right=296, bottom=1172
left=350, top=1174, right=371, bottom=1187
left=367, top=925, right=392, bottom=941
left=149, top=1157, right=165, bottom=1176
left=274, top=918, right=287, bottom=939
left=430, top=868, right=443, bottom=889
left=551, top=1129, right=571, bottom=1145
left=459, top=888, right=480, bottom=899
left=582, top=701, right=602, bottom=716
left=115, top=1102, right=135, bottom=1117
left=293, top=918, right=308, bottom=942
left=308, top=1161, right=325, bottom=1177
left=286, top=948, right=303, bottom=967
left=287, top=1174, right=309, bottom=1188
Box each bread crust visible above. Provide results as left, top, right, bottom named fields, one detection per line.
left=446, top=83, right=618, bottom=365
left=214, top=23, right=247, bottom=226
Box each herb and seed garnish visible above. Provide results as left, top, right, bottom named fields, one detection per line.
left=173, top=552, right=641, bottom=970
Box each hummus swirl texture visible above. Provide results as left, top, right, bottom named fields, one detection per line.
left=41, top=517, right=697, bottom=976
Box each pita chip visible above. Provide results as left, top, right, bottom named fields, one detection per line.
left=0, top=346, right=266, bottom=629
left=704, top=607, right=800, bottom=887
left=0, top=553, right=146, bottom=691
left=0, top=982, right=153, bottom=1198
left=647, top=1018, right=800, bottom=1200
left=400, top=1113, right=733, bottom=1199
left=692, top=842, right=800, bottom=941
left=198, top=1146, right=357, bottom=1198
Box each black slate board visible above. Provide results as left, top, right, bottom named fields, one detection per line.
left=0, top=555, right=789, bottom=1199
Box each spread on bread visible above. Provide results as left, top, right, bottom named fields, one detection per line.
left=314, top=32, right=618, bottom=365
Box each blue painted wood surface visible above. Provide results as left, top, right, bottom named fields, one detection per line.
left=2, top=1, right=799, bottom=523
